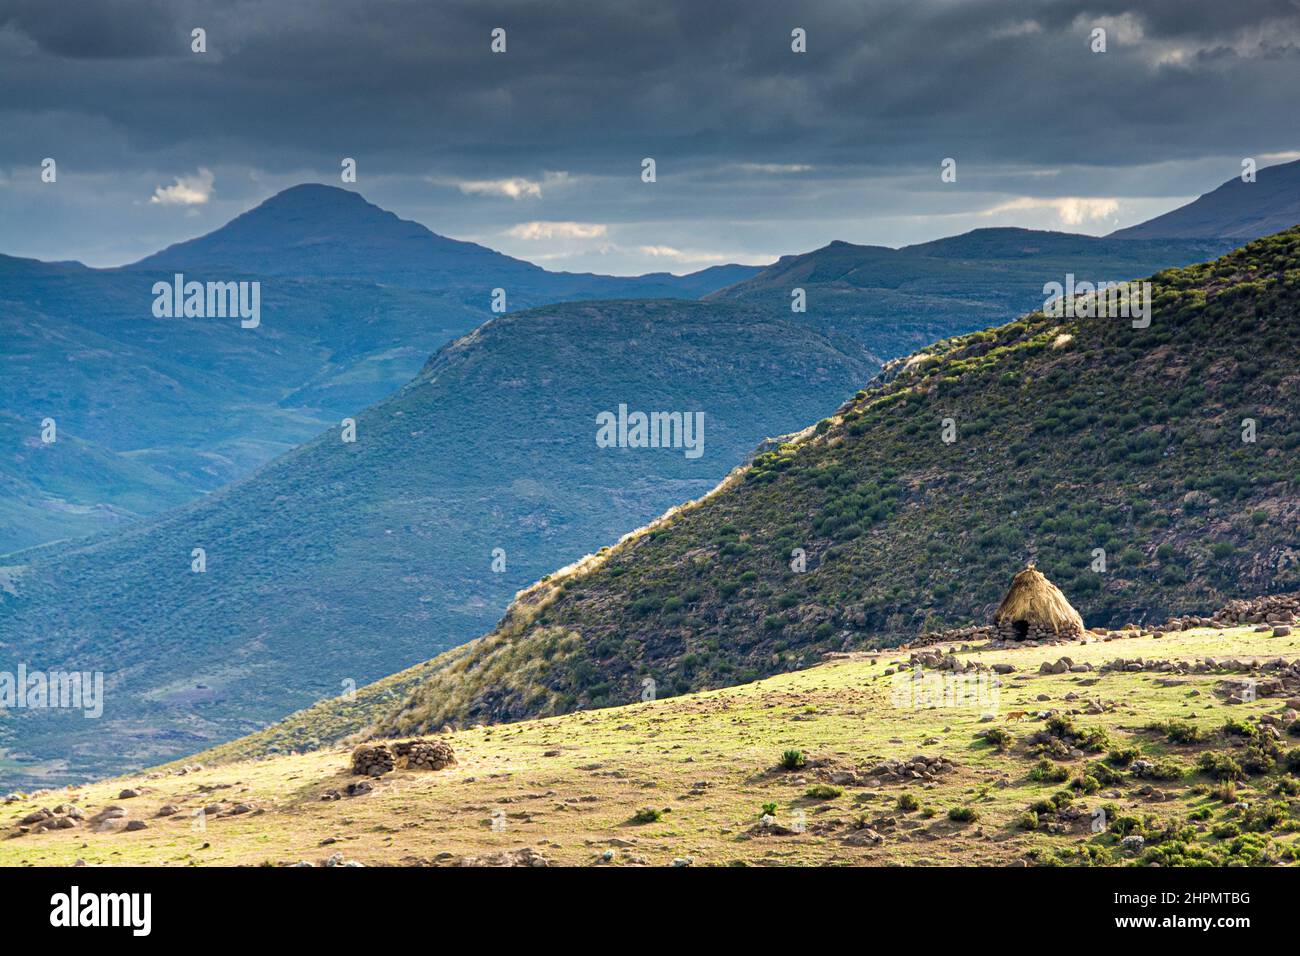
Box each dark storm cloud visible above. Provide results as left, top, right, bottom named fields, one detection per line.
left=1, top=0, right=1297, bottom=269
left=0, top=0, right=183, bottom=58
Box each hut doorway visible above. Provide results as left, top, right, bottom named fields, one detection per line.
left=1011, top=620, right=1029, bottom=641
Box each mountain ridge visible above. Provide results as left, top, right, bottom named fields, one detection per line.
left=0, top=297, right=877, bottom=790
left=125, top=183, right=765, bottom=294
left=346, top=227, right=1300, bottom=740
left=1110, top=158, right=1300, bottom=241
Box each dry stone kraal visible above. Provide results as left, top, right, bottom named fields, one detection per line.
left=350, top=738, right=455, bottom=776
left=1209, top=594, right=1299, bottom=627
left=350, top=744, right=395, bottom=777
left=391, top=738, right=456, bottom=771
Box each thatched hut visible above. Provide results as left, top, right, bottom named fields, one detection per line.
left=993, top=564, right=1085, bottom=641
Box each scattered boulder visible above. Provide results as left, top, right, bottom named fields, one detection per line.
left=456, top=847, right=550, bottom=867
left=864, top=755, right=955, bottom=784
left=89, top=805, right=128, bottom=830
left=842, top=827, right=885, bottom=846
left=750, top=814, right=798, bottom=836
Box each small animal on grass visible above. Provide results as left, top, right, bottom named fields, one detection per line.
left=1004, top=711, right=1030, bottom=722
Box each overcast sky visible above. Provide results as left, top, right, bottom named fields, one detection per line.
left=1, top=0, right=1298, bottom=273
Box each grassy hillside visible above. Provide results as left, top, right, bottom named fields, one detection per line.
left=708, top=228, right=1235, bottom=359
left=0, top=300, right=876, bottom=790
left=8, top=624, right=1300, bottom=867
left=366, top=229, right=1300, bottom=736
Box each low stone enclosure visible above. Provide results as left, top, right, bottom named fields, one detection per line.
left=350, top=738, right=455, bottom=777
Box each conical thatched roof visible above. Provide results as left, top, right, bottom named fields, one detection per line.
left=993, top=565, right=1084, bottom=634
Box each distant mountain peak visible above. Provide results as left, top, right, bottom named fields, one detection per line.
left=125, top=182, right=536, bottom=285
left=262, top=182, right=365, bottom=202
left=119, top=184, right=759, bottom=297
left=1111, top=158, right=1300, bottom=241
left=238, top=183, right=406, bottom=225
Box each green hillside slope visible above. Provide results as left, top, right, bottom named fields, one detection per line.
left=367, top=229, right=1300, bottom=737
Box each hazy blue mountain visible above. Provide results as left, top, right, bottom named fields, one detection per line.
left=127, top=184, right=762, bottom=303
left=1110, top=158, right=1300, bottom=240
left=0, top=183, right=1245, bottom=555
left=0, top=260, right=487, bottom=552
left=0, top=186, right=761, bottom=553
left=0, top=299, right=877, bottom=789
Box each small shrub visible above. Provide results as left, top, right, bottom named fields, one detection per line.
left=1146, top=759, right=1187, bottom=781
left=948, top=806, right=979, bottom=823
left=1078, top=727, right=1111, bottom=753
left=1241, top=743, right=1277, bottom=776
left=1149, top=719, right=1203, bottom=744
left=1045, top=715, right=1077, bottom=739
left=896, top=793, right=920, bottom=813
left=984, top=728, right=1014, bottom=751
left=1088, top=761, right=1124, bottom=786
left=1031, top=737, right=1072, bottom=760
left=1107, top=747, right=1139, bottom=768
left=1197, top=751, right=1245, bottom=781
left=779, top=749, right=806, bottom=771
left=1275, top=777, right=1300, bottom=797
left=1110, top=815, right=1145, bottom=837
left=804, top=784, right=843, bottom=800
left=1239, top=800, right=1289, bottom=833
left=1222, top=717, right=1258, bottom=739
left=630, top=807, right=665, bottom=824
left=1029, top=759, right=1070, bottom=783
left=1070, top=774, right=1101, bottom=795
left=1015, top=811, right=1039, bottom=831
